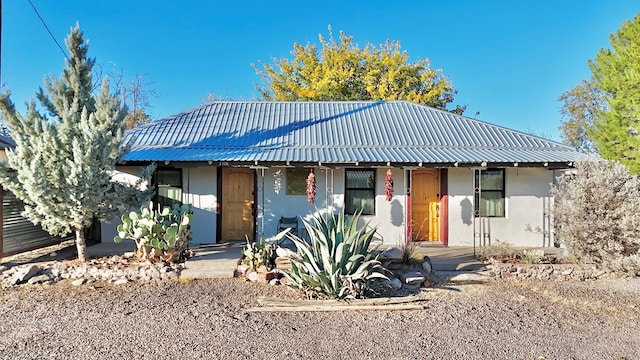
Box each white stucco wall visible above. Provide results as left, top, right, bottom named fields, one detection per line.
left=258, top=167, right=407, bottom=247
left=100, top=166, right=146, bottom=243
left=258, top=167, right=338, bottom=241
left=105, top=165, right=557, bottom=248
left=101, top=165, right=218, bottom=245
left=182, top=167, right=217, bottom=244
left=447, top=167, right=555, bottom=247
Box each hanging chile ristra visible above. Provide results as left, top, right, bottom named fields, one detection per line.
left=385, top=169, right=394, bottom=201
left=306, top=168, right=316, bottom=203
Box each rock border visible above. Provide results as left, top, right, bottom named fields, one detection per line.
left=1, top=253, right=184, bottom=288
left=483, top=262, right=612, bottom=281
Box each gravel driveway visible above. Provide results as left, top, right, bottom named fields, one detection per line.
left=1, top=275, right=638, bottom=360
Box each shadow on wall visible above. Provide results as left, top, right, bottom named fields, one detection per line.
left=460, top=198, right=472, bottom=225
left=390, top=199, right=404, bottom=227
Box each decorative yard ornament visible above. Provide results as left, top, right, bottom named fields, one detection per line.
left=385, top=169, right=394, bottom=201
left=306, top=168, right=316, bottom=204
left=274, top=170, right=282, bottom=194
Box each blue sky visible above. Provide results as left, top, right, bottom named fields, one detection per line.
left=2, top=1, right=639, bottom=141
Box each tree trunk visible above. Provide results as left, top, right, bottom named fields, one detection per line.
left=75, top=227, right=89, bottom=262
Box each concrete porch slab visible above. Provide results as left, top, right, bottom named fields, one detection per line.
left=85, top=241, right=489, bottom=279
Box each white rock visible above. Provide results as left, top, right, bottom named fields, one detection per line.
left=49, top=251, right=57, bottom=257
left=113, top=278, right=129, bottom=285
left=123, top=251, right=136, bottom=259
left=246, top=271, right=259, bottom=282
left=71, top=278, right=87, bottom=286
left=276, top=247, right=296, bottom=258
left=10, top=264, right=41, bottom=285
left=148, top=267, right=162, bottom=279
left=27, top=274, right=52, bottom=285
left=447, top=272, right=489, bottom=282
left=53, top=262, right=67, bottom=272
left=400, top=270, right=426, bottom=285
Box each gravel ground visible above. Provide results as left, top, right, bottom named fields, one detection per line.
left=1, top=274, right=639, bottom=360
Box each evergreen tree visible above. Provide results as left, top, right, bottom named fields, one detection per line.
left=560, top=13, right=640, bottom=173
left=0, top=25, right=154, bottom=262
left=589, top=13, right=640, bottom=173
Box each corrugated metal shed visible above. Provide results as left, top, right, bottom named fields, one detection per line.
left=123, top=101, right=582, bottom=167
left=0, top=135, right=68, bottom=258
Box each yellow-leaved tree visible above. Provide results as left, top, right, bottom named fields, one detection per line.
left=254, top=27, right=464, bottom=114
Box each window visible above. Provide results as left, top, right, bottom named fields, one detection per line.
left=153, top=169, right=182, bottom=211
left=345, top=169, right=375, bottom=215
left=285, top=168, right=308, bottom=195
left=474, top=169, right=505, bottom=217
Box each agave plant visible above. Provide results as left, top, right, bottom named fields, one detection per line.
left=283, top=210, right=390, bottom=299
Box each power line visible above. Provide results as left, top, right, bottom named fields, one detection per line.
left=26, top=0, right=68, bottom=60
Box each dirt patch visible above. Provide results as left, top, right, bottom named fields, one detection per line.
left=1, top=275, right=639, bottom=359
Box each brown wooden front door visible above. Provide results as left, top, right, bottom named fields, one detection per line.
left=221, top=168, right=255, bottom=240
left=411, top=169, right=440, bottom=241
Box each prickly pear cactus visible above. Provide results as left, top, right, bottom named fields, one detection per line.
left=241, top=236, right=277, bottom=271
left=114, top=204, right=193, bottom=262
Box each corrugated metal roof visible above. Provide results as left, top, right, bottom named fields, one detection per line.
left=123, top=101, right=582, bottom=166
left=0, top=134, right=16, bottom=149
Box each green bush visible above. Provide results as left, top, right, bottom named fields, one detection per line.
left=114, top=204, right=193, bottom=263
left=283, top=210, right=390, bottom=299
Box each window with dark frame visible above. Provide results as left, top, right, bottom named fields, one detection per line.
left=152, top=168, right=182, bottom=211
left=474, top=169, right=505, bottom=217
left=345, top=169, right=375, bottom=215
left=285, top=168, right=308, bottom=195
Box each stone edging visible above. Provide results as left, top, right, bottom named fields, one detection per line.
left=0, top=254, right=183, bottom=288
left=483, top=262, right=609, bottom=281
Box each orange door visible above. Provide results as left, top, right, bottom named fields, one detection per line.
left=411, top=169, right=440, bottom=241
left=222, top=168, right=255, bottom=240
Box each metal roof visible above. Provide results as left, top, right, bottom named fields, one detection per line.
left=0, top=134, right=16, bottom=149
left=123, top=101, right=583, bottom=167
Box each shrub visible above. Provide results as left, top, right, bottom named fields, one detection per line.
left=241, top=236, right=277, bottom=271
left=114, top=204, right=193, bottom=263
left=399, top=240, right=421, bottom=266
left=552, top=159, right=640, bottom=274
left=283, top=210, right=390, bottom=299
left=519, top=249, right=543, bottom=264
left=478, top=240, right=518, bottom=262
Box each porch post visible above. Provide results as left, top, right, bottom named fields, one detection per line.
left=402, top=169, right=407, bottom=247
left=405, top=169, right=412, bottom=246
left=325, top=168, right=329, bottom=221
left=260, top=168, right=265, bottom=239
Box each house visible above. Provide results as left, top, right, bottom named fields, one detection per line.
left=103, top=101, right=583, bottom=248
left=0, top=135, right=68, bottom=258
